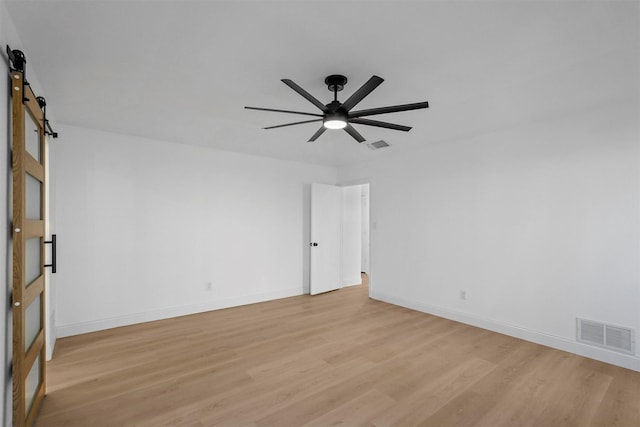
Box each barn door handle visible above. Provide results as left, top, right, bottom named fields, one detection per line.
left=44, top=234, right=56, bottom=273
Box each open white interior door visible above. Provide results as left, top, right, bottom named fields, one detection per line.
left=310, top=183, right=342, bottom=295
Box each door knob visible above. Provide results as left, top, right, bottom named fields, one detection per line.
left=14, top=302, right=20, bottom=307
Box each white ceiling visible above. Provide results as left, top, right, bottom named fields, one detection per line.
left=5, top=1, right=639, bottom=167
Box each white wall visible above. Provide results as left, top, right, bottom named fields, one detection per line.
left=338, top=102, right=640, bottom=371
left=342, top=185, right=362, bottom=286
left=53, top=125, right=336, bottom=336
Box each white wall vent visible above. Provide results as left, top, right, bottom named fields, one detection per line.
left=367, top=140, right=390, bottom=150
left=577, top=318, right=635, bottom=355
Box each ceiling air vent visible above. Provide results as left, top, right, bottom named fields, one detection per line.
left=367, top=140, right=391, bottom=151
left=577, top=318, right=635, bottom=355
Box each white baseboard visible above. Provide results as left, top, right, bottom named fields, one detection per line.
left=370, top=290, right=640, bottom=372
left=57, top=287, right=302, bottom=338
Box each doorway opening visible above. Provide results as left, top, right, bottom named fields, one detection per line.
left=308, top=181, right=372, bottom=295
left=341, top=183, right=370, bottom=290
left=342, top=183, right=370, bottom=286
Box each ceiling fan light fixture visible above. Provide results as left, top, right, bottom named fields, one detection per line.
left=323, top=119, right=347, bottom=129
left=323, top=110, right=347, bottom=129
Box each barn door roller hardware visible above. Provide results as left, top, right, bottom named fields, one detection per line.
left=36, top=96, right=58, bottom=138
left=6, top=46, right=26, bottom=73
left=6, top=45, right=58, bottom=138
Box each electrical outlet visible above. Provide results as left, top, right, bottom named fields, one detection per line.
left=459, top=290, right=466, bottom=300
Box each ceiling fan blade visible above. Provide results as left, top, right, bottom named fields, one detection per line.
left=308, top=126, right=327, bottom=142
left=263, top=118, right=322, bottom=129
left=349, top=101, right=429, bottom=118
left=343, top=124, right=366, bottom=143
left=341, top=75, right=384, bottom=112
left=281, top=79, right=327, bottom=111
left=245, top=106, right=323, bottom=117
left=349, top=118, right=412, bottom=132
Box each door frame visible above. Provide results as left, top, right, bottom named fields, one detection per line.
left=336, top=178, right=373, bottom=295
left=336, top=177, right=376, bottom=297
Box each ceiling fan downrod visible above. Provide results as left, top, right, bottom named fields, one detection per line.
left=325, top=74, right=347, bottom=102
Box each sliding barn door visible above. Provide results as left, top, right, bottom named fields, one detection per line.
left=309, top=183, right=342, bottom=295
left=11, top=69, right=48, bottom=426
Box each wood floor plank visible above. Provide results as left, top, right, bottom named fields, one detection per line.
left=205, top=357, right=378, bottom=426
left=417, top=342, right=561, bottom=426
left=36, top=276, right=640, bottom=426
left=303, top=389, right=397, bottom=427
left=589, top=368, right=640, bottom=427
left=471, top=350, right=608, bottom=426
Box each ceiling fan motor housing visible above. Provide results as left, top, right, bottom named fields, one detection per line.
left=325, top=100, right=346, bottom=113
left=323, top=97, right=348, bottom=128
left=323, top=109, right=348, bottom=129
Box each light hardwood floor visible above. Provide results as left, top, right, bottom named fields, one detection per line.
left=37, top=276, right=640, bottom=426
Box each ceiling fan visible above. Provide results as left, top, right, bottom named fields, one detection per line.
left=245, top=75, right=429, bottom=143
